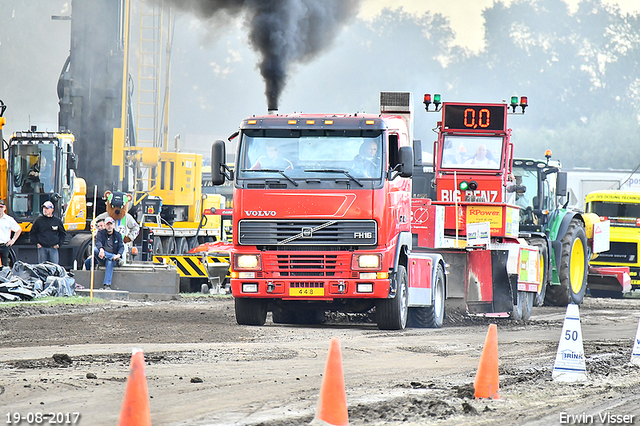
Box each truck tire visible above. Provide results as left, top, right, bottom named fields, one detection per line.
left=234, top=298, right=267, bottom=326
left=75, top=237, right=94, bottom=268
left=545, top=219, right=588, bottom=306
left=163, top=237, right=177, bottom=255
left=152, top=236, right=163, bottom=255
left=529, top=238, right=549, bottom=307
left=177, top=237, right=189, bottom=254
left=408, top=264, right=445, bottom=328
left=376, top=265, right=408, bottom=330
left=511, top=291, right=534, bottom=321
left=295, top=310, right=325, bottom=325
left=272, top=307, right=297, bottom=324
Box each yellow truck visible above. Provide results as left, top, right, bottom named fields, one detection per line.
left=585, top=190, right=638, bottom=297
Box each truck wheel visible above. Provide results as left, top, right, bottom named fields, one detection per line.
left=545, top=219, right=588, bottom=306
left=177, top=237, right=189, bottom=254
left=511, top=291, right=534, bottom=320
left=152, top=236, right=163, bottom=255
left=408, top=264, right=445, bottom=328
left=75, top=237, right=94, bottom=268
left=295, top=310, right=325, bottom=325
left=234, top=298, right=267, bottom=326
left=163, top=237, right=177, bottom=255
left=376, top=265, right=408, bottom=330
left=272, top=307, right=297, bottom=324
left=529, top=239, right=549, bottom=307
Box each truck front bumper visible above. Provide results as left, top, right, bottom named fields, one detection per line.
left=231, top=278, right=391, bottom=300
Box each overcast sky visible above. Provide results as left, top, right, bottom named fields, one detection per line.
left=2, top=0, right=639, bottom=158
left=361, top=0, right=640, bottom=51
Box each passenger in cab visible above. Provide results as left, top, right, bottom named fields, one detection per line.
left=251, top=144, right=293, bottom=171
left=464, top=144, right=498, bottom=168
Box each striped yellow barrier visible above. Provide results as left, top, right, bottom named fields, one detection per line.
left=153, top=255, right=230, bottom=278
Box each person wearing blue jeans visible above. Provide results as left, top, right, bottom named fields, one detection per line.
left=84, top=217, right=124, bottom=289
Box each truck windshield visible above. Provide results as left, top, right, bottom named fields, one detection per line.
left=589, top=201, right=640, bottom=227
left=10, top=144, right=57, bottom=220
left=440, top=136, right=503, bottom=170
left=237, top=129, right=384, bottom=180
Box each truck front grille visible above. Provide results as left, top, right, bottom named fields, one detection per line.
left=595, top=241, right=638, bottom=264
left=238, top=219, right=377, bottom=246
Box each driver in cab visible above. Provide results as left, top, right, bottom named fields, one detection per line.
left=351, top=141, right=381, bottom=178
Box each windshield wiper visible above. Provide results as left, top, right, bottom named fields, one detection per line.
left=304, top=169, right=364, bottom=187
left=241, top=169, right=299, bottom=186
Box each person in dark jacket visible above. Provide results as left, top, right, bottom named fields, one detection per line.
left=84, top=217, right=124, bottom=289
left=30, top=201, right=66, bottom=264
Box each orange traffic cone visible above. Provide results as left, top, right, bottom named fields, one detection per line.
left=473, top=323, right=499, bottom=399
left=311, top=338, right=348, bottom=426
left=118, top=348, right=152, bottom=426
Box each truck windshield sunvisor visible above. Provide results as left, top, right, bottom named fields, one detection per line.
left=237, top=129, right=385, bottom=181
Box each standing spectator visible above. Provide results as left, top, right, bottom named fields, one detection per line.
left=0, top=199, right=21, bottom=267
left=84, top=217, right=124, bottom=289
left=30, top=201, right=66, bottom=264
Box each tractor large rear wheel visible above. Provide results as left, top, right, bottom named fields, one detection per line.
left=545, top=219, right=588, bottom=306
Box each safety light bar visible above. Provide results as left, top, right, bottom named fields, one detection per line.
left=423, top=93, right=442, bottom=112
left=509, top=95, right=528, bottom=113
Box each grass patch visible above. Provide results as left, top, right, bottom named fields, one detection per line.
left=0, top=295, right=109, bottom=308
left=180, top=292, right=233, bottom=299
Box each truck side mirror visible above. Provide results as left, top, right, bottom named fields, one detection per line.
left=211, top=140, right=232, bottom=185
left=556, top=171, right=567, bottom=197
left=397, top=146, right=413, bottom=178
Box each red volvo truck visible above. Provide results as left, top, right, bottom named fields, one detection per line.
left=210, top=92, right=538, bottom=329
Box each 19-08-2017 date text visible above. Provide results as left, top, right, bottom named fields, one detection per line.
left=6, top=412, right=81, bottom=424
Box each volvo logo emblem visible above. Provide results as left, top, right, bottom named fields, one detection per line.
left=302, top=227, right=313, bottom=238
left=245, top=210, right=276, bottom=217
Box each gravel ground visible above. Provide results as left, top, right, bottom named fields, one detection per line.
left=1, top=295, right=640, bottom=425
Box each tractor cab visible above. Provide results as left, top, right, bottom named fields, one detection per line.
left=6, top=130, right=80, bottom=224
left=512, top=151, right=568, bottom=232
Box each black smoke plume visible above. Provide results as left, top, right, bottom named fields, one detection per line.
left=169, top=0, right=361, bottom=110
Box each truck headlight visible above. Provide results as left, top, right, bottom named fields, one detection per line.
left=352, top=254, right=381, bottom=269
left=235, top=254, right=261, bottom=270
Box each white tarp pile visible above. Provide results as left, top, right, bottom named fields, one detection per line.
left=0, top=261, right=75, bottom=301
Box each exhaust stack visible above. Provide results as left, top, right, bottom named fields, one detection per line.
left=268, top=109, right=278, bottom=115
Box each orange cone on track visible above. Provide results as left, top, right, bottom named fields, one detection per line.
left=311, top=338, right=349, bottom=426
left=119, top=348, right=152, bottom=426
left=474, top=323, right=499, bottom=399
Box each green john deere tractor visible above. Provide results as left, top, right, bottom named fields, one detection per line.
left=511, top=154, right=589, bottom=308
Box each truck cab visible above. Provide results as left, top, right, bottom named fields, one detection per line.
left=210, top=93, right=418, bottom=329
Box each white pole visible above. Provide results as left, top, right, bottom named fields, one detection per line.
left=454, top=171, right=459, bottom=246
left=90, top=185, right=98, bottom=298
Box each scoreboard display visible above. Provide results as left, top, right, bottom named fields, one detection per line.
left=443, top=104, right=507, bottom=132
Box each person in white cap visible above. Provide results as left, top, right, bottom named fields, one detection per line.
left=84, top=216, right=124, bottom=289
left=0, top=199, right=21, bottom=267
left=30, top=200, right=67, bottom=265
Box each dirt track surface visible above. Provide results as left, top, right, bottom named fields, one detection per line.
left=1, top=296, right=640, bottom=426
